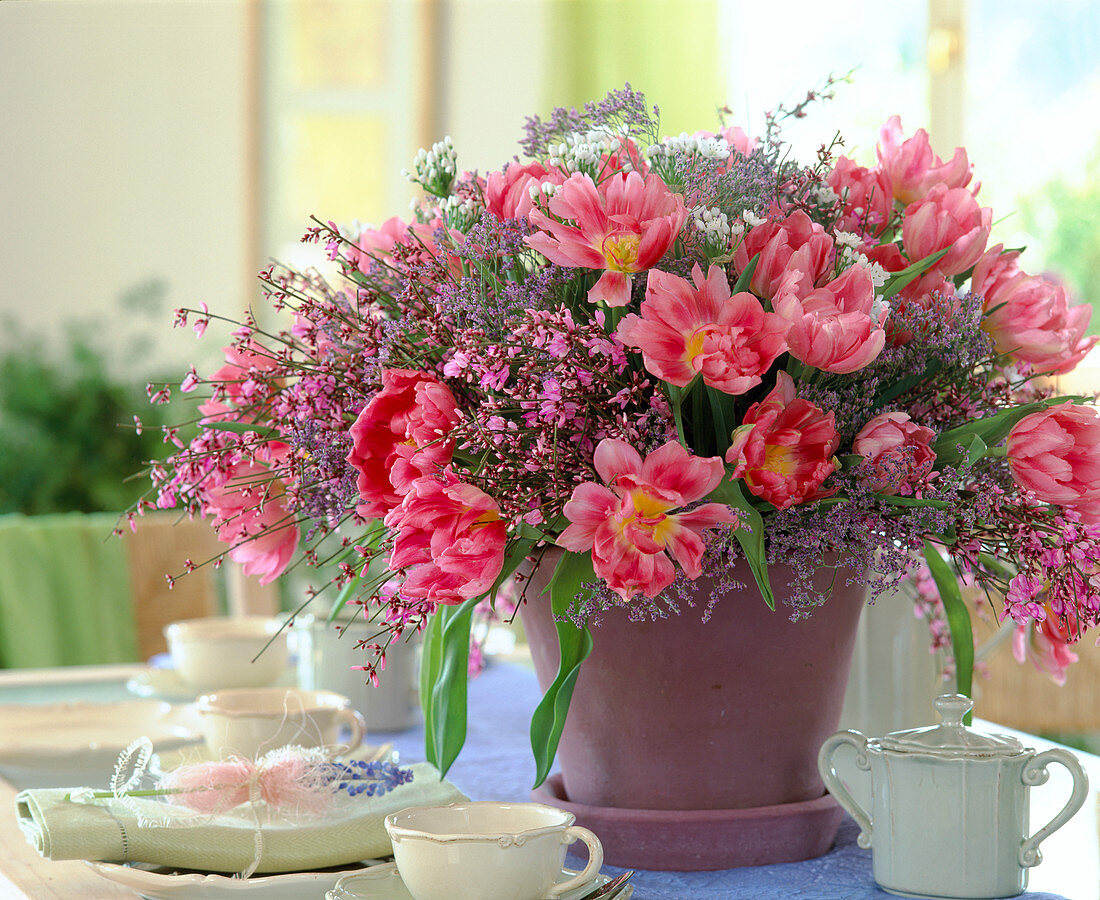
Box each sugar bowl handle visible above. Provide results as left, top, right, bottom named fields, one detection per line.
left=818, top=730, right=873, bottom=849
left=1018, top=748, right=1089, bottom=868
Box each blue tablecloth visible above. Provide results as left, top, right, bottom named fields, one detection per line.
left=382, top=661, right=1068, bottom=900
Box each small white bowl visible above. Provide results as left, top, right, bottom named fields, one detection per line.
left=164, top=616, right=289, bottom=692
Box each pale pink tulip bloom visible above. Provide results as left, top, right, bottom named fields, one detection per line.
left=1014, top=611, right=1079, bottom=686
left=725, top=372, right=839, bottom=509
left=974, top=245, right=1097, bottom=375
left=852, top=411, right=937, bottom=495
left=901, top=184, right=992, bottom=277
left=485, top=161, right=564, bottom=221
left=826, top=155, right=894, bottom=235
left=876, top=115, right=973, bottom=205
left=1008, top=402, right=1100, bottom=514
left=615, top=263, right=788, bottom=394
left=774, top=266, right=886, bottom=374
left=719, top=125, right=757, bottom=158
left=525, top=172, right=687, bottom=307
left=198, top=341, right=281, bottom=424
left=347, top=217, right=464, bottom=280
left=732, top=210, right=834, bottom=301
left=385, top=470, right=507, bottom=605
left=204, top=445, right=298, bottom=585
left=346, top=369, right=460, bottom=519
left=558, top=439, right=736, bottom=601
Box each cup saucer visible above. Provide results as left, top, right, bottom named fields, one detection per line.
left=152, top=739, right=398, bottom=775
left=127, top=665, right=298, bottom=703
left=328, top=863, right=619, bottom=900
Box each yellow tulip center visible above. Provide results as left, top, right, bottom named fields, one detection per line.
left=602, top=233, right=641, bottom=272
left=762, top=444, right=796, bottom=477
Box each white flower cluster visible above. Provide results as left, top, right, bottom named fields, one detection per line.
left=742, top=209, right=767, bottom=228
left=647, top=132, right=731, bottom=162
left=810, top=182, right=840, bottom=206
left=839, top=245, right=891, bottom=291
left=547, top=126, right=633, bottom=175
left=527, top=181, right=560, bottom=202
left=691, top=205, right=731, bottom=247
left=438, top=193, right=480, bottom=230
left=402, top=136, right=458, bottom=196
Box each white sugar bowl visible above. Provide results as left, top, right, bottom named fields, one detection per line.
left=819, top=694, right=1089, bottom=899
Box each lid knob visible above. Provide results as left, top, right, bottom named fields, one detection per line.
left=933, top=694, right=974, bottom=729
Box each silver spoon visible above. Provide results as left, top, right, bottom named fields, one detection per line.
left=578, top=870, right=634, bottom=899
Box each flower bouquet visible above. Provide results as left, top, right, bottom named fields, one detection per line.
left=140, top=84, right=1100, bottom=805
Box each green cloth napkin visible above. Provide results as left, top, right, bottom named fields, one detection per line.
left=0, top=512, right=138, bottom=667
left=16, top=762, right=465, bottom=874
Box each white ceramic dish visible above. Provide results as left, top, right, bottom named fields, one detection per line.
left=327, top=863, right=625, bottom=900
left=88, top=860, right=386, bottom=899
left=0, top=699, right=201, bottom=789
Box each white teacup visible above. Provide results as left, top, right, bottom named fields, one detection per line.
left=195, top=687, right=366, bottom=758
left=385, top=801, right=603, bottom=900
left=164, top=616, right=289, bottom=692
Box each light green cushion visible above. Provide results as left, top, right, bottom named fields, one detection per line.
left=0, top=512, right=138, bottom=668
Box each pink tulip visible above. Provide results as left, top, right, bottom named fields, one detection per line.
left=615, top=264, right=788, bottom=395
left=346, top=369, right=460, bottom=519
left=852, top=412, right=937, bottom=495
left=731, top=210, right=834, bottom=301
left=385, top=470, right=507, bottom=605
left=974, top=246, right=1097, bottom=375
left=198, top=341, right=281, bottom=424
left=876, top=115, right=973, bottom=205
left=204, top=445, right=298, bottom=585
left=557, top=439, right=737, bottom=600
left=826, top=156, right=894, bottom=235
left=774, top=266, right=886, bottom=374
left=346, top=217, right=464, bottom=280
left=1013, top=610, right=1079, bottom=686
left=485, top=161, right=564, bottom=221
left=719, top=125, right=757, bottom=158
left=725, top=372, right=839, bottom=509
left=1007, top=402, right=1100, bottom=514
left=901, top=184, right=992, bottom=277
left=525, top=172, right=687, bottom=307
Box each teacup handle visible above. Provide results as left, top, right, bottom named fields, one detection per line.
left=817, top=730, right=873, bottom=849
left=546, top=826, right=603, bottom=898
left=336, top=708, right=367, bottom=752
left=1019, top=748, right=1089, bottom=868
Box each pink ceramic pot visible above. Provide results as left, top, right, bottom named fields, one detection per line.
left=522, top=551, right=866, bottom=870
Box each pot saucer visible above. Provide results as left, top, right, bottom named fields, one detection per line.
left=533, top=773, right=842, bottom=871
left=327, top=862, right=623, bottom=900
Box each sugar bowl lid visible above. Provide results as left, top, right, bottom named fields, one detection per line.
left=873, top=694, right=1025, bottom=758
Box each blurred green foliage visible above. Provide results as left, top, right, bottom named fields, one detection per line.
left=1023, top=139, right=1100, bottom=337
left=0, top=326, right=175, bottom=515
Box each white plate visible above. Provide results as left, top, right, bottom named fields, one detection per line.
left=0, top=699, right=202, bottom=789
left=88, top=860, right=386, bottom=899
left=326, top=863, right=625, bottom=900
